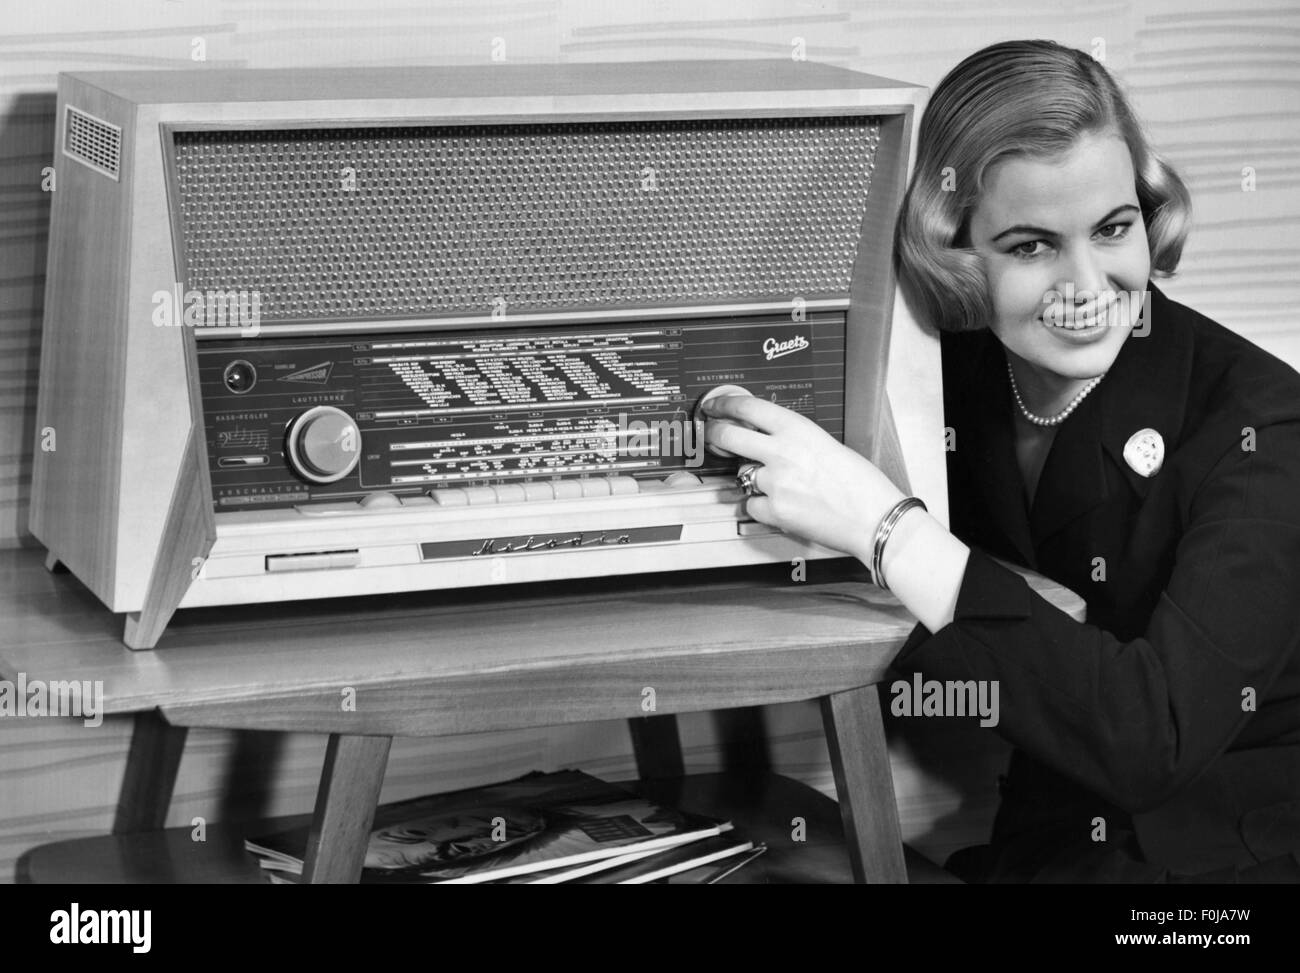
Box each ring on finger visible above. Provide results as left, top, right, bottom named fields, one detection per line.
left=736, top=462, right=765, bottom=498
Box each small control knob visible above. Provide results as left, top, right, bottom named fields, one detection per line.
left=223, top=360, right=257, bottom=394
left=285, top=406, right=361, bottom=484
left=695, top=384, right=755, bottom=458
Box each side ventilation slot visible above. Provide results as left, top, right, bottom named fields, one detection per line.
left=63, top=105, right=121, bottom=181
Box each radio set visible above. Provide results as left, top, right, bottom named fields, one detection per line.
left=31, top=61, right=943, bottom=649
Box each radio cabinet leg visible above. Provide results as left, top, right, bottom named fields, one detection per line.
left=113, top=711, right=189, bottom=834
left=43, top=550, right=66, bottom=573
left=123, top=613, right=159, bottom=650
left=301, top=733, right=393, bottom=884
left=820, top=686, right=908, bottom=884
left=123, top=425, right=217, bottom=650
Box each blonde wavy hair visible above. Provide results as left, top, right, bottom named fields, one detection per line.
left=893, top=39, right=1191, bottom=333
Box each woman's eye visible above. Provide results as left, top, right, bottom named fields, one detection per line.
left=1008, top=222, right=1133, bottom=259
left=1010, top=240, right=1046, bottom=259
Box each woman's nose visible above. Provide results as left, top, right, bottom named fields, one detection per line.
left=1056, top=247, right=1110, bottom=300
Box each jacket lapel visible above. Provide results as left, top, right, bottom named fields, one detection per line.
left=1095, top=285, right=1193, bottom=500
left=953, top=328, right=1039, bottom=568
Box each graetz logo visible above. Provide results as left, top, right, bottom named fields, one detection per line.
left=762, top=335, right=809, bottom=361
left=278, top=361, right=334, bottom=385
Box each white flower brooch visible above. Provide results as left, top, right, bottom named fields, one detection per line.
left=1123, top=428, right=1165, bottom=478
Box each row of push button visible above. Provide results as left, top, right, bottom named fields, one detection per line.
left=303, top=472, right=710, bottom=515
left=425, top=475, right=642, bottom=507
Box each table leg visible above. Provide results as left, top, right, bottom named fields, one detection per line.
left=301, top=733, right=392, bottom=884
left=713, top=706, right=771, bottom=773
left=112, top=711, right=188, bottom=834
left=628, top=714, right=685, bottom=780
left=820, top=686, right=907, bottom=884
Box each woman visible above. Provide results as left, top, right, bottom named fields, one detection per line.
left=702, top=39, right=1300, bottom=882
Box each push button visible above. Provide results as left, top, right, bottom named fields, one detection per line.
left=664, top=471, right=703, bottom=488
left=359, top=491, right=401, bottom=510
left=266, top=550, right=361, bottom=572
left=522, top=482, right=555, bottom=501
left=493, top=484, right=527, bottom=503
left=430, top=489, right=469, bottom=506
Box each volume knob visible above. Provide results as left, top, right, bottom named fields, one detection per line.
left=285, top=406, right=361, bottom=484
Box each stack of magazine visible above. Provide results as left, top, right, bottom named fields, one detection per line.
left=245, top=769, right=766, bottom=884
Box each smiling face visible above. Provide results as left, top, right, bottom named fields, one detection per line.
left=966, top=130, right=1152, bottom=393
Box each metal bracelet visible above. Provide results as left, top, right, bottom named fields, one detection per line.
left=870, top=497, right=927, bottom=592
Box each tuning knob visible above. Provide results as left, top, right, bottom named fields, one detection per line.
left=695, top=384, right=754, bottom=458
left=285, top=406, right=361, bottom=484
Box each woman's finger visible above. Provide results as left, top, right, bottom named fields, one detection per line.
left=704, top=420, right=782, bottom=465
left=742, top=494, right=775, bottom=525
left=702, top=394, right=811, bottom=436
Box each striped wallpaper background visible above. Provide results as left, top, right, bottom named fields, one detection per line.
left=0, top=0, right=1296, bottom=882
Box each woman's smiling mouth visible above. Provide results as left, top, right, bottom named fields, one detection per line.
left=1042, top=300, right=1118, bottom=331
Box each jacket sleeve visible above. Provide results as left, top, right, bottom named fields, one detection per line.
left=891, top=418, right=1300, bottom=814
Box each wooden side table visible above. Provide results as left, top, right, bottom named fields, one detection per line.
left=0, top=550, right=1084, bottom=883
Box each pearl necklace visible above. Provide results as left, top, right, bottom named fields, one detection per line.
left=1007, top=360, right=1104, bottom=427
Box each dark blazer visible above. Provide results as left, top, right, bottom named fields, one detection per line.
left=894, top=283, right=1300, bottom=881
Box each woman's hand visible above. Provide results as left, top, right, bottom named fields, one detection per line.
left=702, top=392, right=970, bottom=631
left=701, top=394, right=908, bottom=563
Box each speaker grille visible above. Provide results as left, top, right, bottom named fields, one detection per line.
left=172, top=117, right=881, bottom=323
left=64, top=106, right=121, bottom=180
